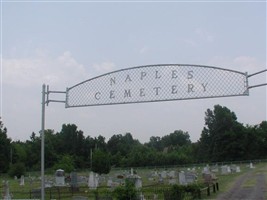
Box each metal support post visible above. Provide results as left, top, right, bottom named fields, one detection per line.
left=41, top=84, right=46, bottom=200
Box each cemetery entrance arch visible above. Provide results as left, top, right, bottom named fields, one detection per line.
left=40, top=64, right=266, bottom=199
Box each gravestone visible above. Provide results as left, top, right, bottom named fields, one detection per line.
left=31, top=188, right=41, bottom=199
left=20, top=175, right=25, bottom=186
left=211, top=165, right=219, bottom=173
left=179, top=171, right=197, bottom=185
left=88, top=172, right=98, bottom=189
left=168, top=178, right=177, bottom=185
left=127, top=168, right=142, bottom=189
left=140, top=193, right=146, bottom=200
left=158, top=174, right=163, bottom=184
left=249, top=162, right=255, bottom=168
left=45, top=180, right=53, bottom=188
left=3, top=181, right=12, bottom=200
left=95, top=174, right=99, bottom=188
left=161, top=171, right=167, bottom=178
left=230, top=165, right=240, bottom=173
left=107, top=178, right=113, bottom=187
left=168, top=170, right=176, bottom=178
left=185, top=172, right=197, bottom=184
left=178, top=172, right=186, bottom=185
left=221, top=165, right=230, bottom=175
left=71, top=171, right=79, bottom=191
left=202, top=165, right=210, bottom=174
left=168, top=170, right=177, bottom=185
left=55, top=169, right=65, bottom=186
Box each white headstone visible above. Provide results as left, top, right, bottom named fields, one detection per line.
left=88, top=172, right=97, bottom=189
left=161, top=171, right=167, bottom=178
left=140, top=193, right=146, bottom=200
left=55, top=169, right=65, bottom=186
left=227, top=166, right=231, bottom=173
left=178, top=172, right=186, bottom=185
left=168, top=171, right=176, bottom=178
left=211, top=165, right=219, bottom=173
left=95, top=174, right=99, bottom=188
left=135, top=176, right=142, bottom=189
left=158, top=174, right=163, bottom=183
left=3, top=181, right=12, bottom=200
left=249, top=162, right=255, bottom=168
left=20, top=175, right=25, bottom=186
left=221, top=165, right=230, bottom=175
left=202, top=165, right=210, bottom=174
left=107, top=178, right=113, bottom=187
left=236, top=166, right=241, bottom=172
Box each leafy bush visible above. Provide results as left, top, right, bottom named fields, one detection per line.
left=52, top=155, right=75, bottom=173
left=113, top=180, right=138, bottom=200
left=164, top=183, right=204, bottom=200
left=8, top=162, right=26, bottom=178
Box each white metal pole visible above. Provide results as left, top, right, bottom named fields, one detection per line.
left=41, top=84, right=46, bottom=200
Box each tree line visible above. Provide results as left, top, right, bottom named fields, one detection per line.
left=0, top=104, right=266, bottom=176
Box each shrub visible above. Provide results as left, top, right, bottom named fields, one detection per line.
left=113, top=180, right=138, bottom=200
left=8, top=162, right=26, bottom=178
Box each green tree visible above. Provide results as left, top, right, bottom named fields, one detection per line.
left=0, top=119, right=11, bottom=173
left=56, top=124, right=87, bottom=168
left=127, top=144, right=157, bottom=167
left=44, top=129, right=59, bottom=168
left=24, top=132, right=41, bottom=170
left=53, top=155, right=75, bottom=173
left=107, top=133, right=140, bottom=157
left=146, top=136, right=163, bottom=151
left=198, top=105, right=246, bottom=162
left=92, top=149, right=111, bottom=175
left=161, top=130, right=191, bottom=148
left=10, top=141, right=27, bottom=165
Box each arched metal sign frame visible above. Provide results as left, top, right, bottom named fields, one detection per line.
left=40, top=64, right=266, bottom=200
left=65, top=64, right=249, bottom=107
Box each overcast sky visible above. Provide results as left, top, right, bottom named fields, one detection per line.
left=1, top=1, right=266, bottom=143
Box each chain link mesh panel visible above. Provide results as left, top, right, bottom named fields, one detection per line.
left=66, top=64, right=248, bottom=108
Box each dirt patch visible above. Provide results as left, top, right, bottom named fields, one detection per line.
left=216, top=169, right=267, bottom=200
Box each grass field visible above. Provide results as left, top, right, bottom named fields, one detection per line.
left=1, top=161, right=266, bottom=199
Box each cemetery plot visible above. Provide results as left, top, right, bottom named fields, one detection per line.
left=1, top=162, right=265, bottom=199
